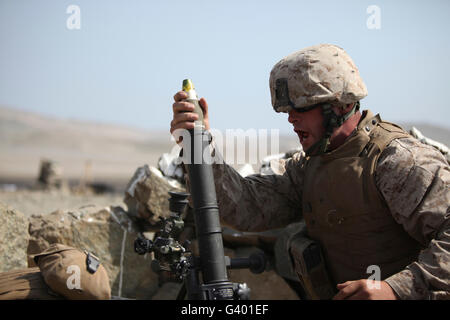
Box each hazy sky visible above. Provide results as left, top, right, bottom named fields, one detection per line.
left=1, top=0, right=449, bottom=134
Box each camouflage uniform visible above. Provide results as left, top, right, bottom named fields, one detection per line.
left=207, top=121, right=450, bottom=299
left=375, top=137, right=450, bottom=299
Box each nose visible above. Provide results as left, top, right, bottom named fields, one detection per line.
left=288, top=109, right=300, bottom=124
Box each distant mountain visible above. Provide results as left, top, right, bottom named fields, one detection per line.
left=0, top=106, right=175, bottom=185
left=0, top=105, right=172, bottom=147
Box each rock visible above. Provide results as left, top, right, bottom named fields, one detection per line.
left=260, top=148, right=302, bottom=176
left=36, top=159, right=65, bottom=189
left=410, top=127, right=450, bottom=164
left=158, top=153, right=185, bottom=184
left=124, top=165, right=185, bottom=227
left=0, top=202, right=30, bottom=272
left=237, top=163, right=255, bottom=177
left=27, top=205, right=159, bottom=299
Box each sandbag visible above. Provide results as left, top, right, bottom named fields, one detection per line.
left=32, top=244, right=111, bottom=300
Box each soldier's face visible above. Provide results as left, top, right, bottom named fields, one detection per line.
left=288, top=107, right=325, bottom=151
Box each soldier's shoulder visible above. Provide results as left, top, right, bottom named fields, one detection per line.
left=379, top=136, right=448, bottom=168
left=375, top=135, right=448, bottom=202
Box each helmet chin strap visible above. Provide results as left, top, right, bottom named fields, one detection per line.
left=305, top=101, right=359, bottom=156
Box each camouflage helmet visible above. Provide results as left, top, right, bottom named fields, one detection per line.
left=269, top=44, right=368, bottom=113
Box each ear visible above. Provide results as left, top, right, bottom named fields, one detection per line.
left=332, top=103, right=354, bottom=116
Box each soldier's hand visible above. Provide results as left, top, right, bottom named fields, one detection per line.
left=170, top=91, right=210, bottom=143
left=332, top=279, right=398, bottom=300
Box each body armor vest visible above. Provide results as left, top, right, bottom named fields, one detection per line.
left=302, top=110, right=422, bottom=285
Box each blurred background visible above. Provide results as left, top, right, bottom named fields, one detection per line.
left=1, top=0, right=449, bottom=192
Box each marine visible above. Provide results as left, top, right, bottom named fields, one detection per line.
left=170, top=44, right=450, bottom=299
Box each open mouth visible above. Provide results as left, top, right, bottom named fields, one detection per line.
left=294, top=129, right=309, bottom=143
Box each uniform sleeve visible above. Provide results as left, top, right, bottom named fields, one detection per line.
left=375, top=137, right=450, bottom=300
left=183, top=137, right=304, bottom=232
left=211, top=151, right=304, bottom=232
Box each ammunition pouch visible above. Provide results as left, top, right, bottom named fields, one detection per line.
left=32, top=244, right=111, bottom=300
left=275, top=221, right=335, bottom=300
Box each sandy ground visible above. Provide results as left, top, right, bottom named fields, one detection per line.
left=0, top=188, right=126, bottom=217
